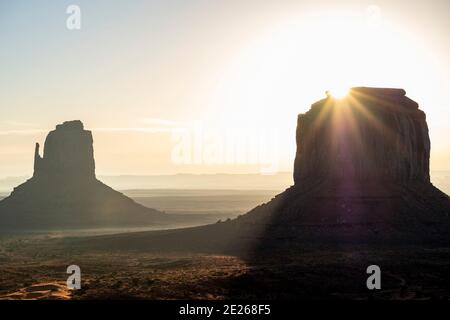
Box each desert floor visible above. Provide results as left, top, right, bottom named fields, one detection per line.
left=1, top=236, right=449, bottom=300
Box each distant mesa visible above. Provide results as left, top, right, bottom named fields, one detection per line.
left=81, top=87, right=450, bottom=254
left=0, top=120, right=176, bottom=231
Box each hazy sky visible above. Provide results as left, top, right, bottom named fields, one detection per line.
left=1, top=0, right=449, bottom=177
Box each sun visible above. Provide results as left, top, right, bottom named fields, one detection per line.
left=208, top=9, right=442, bottom=142
left=328, top=86, right=350, bottom=99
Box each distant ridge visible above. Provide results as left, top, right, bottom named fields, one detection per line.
left=99, top=172, right=293, bottom=191
left=1, top=172, right=448, bottom=195
left=0, top=172, right=293, bottom=193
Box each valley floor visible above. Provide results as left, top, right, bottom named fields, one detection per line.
left=1, top=236, right=449, bottom=300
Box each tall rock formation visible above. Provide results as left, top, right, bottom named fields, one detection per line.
left=0, top=121, right=173, bottom=231
left=33, top=120, right=96, bottom=181
left=83, top=88, right=450, bottom=254
left=294, top=87, right=430, bottom=184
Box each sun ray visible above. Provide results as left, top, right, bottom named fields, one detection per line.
left=346, top=92, right=410, bottom=161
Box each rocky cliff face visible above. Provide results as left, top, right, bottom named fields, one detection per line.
left=0, top=121, right=174, bottom=231
left=34, top=120, right=95, bottom=180
left=86, top=88, right=450, bottom=254
left=294, top=88, right=430, bottom=185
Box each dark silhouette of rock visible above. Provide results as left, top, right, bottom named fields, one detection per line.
left=34, top=120, right=95, bottom=181
left=0, top=121, right=186, bottom=231
left=78, top=88, right=450, bottom=253
left=294, top=87, right=430, bottom=184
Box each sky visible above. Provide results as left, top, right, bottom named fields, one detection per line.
left=1, top=0, right=449, bottom=177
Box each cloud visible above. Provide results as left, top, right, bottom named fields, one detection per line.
left=0, top=129, right=47, bottom=136
left=91, top=127, right=174, bottom=133
left=90, top=118, right=185, bottom=133
left=141, top=118, right=182, bottom=127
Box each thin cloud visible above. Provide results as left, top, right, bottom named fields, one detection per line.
left=91, top=127, right=174, bottom=133
left=92, top=118, right=185, bottom=133
left=141, top=118, right=182, bottom=127
left=0, top=127, right=176, bottom=135
left=0, top=129, right=47, bottom=136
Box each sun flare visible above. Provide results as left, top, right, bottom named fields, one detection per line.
left=328, top=86, right=350, bottom=99
left=209, top=10, right=441, bottom=131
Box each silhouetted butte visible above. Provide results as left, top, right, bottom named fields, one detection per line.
left=79, top=88, right=450, bottom=254
left=0, top=121, right=171, bottom=231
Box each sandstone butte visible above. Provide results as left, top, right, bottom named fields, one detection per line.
left=0, top=120, right=179, bottom=231
left=73, top=87, right=450, bottom=254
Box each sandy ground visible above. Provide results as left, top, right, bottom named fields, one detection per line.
left=0, top=282, right=71, bottom=300
left=0, top=236, right=449, bottom=300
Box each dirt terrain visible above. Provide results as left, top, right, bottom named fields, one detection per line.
left=1, top=236, right=449, bottom=300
